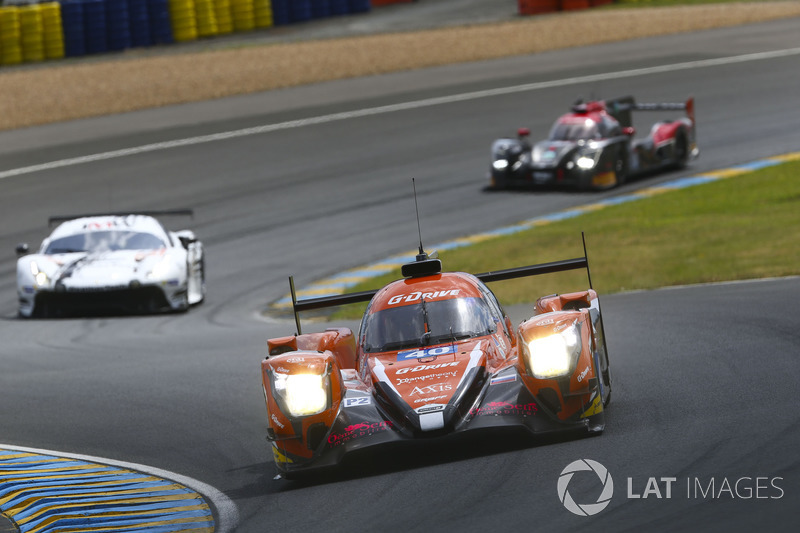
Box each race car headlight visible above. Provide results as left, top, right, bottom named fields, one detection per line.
left=30, top=262, right=49, bottom=287
left=274, top=373, right=329, bottom=417
left=492, top=159, right=509, bottom=170
left=576, top=148, right=601, bottom=170
left=523, top=325, right=581, bottom=379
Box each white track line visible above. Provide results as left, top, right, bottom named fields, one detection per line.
left=0, top=443, right=239, bottom=533
left=1, top=47, right=799, bottom=182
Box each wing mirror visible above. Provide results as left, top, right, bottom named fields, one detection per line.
left=15, top=243, right=29, bottom=256
left=623, top=126, right=636, bottom=136
left=178, top=236, right=197, bottom=250
left=517, top=127, right=531, bottom=139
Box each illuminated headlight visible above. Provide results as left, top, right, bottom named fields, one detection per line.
left=523, top=325, right=581, bottom=379
left=274, top=373, right=329, bottom=417
left=492, top=159, right=509, bottom=170
left=576, top=148, right=601, bottom=170
left=30, top=262, right=49, bottom=287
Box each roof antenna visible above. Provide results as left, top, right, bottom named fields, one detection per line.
left=413, top=178, right=427, bottom=261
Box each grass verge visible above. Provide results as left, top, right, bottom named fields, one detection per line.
left=332, top=159, right=800, bottom=318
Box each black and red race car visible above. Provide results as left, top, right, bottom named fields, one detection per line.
left=261, top=243, right=612, bottom=478
left=488, top=96, right=699, bottom=190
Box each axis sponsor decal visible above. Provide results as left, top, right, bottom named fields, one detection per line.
left=397, top=345, right=456, bottom=361
left=471, top=401, right=537, bottom=417
left=410, top=383, right=452, bottom=396
left=387, top=289, right=460, bottom=306
left=327, top=421, right=393, bottom=447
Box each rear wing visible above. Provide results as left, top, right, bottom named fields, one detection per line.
left=605, top=96, right=695, bottom=128
left=289, top=234, right=596, bottom=335
left=48, top=209, right=194, bottom=226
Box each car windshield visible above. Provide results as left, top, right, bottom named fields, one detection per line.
left=362, top=297, right=497, bottom=353
left=549, top=121, right=601, bottom=141
left=45, top=231, right=166, bottom=254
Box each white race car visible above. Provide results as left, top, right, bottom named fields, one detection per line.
left=15, top=211, right=205, bottom=318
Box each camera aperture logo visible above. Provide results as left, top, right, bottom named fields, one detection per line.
left=557, top=459, right=614, bottom=516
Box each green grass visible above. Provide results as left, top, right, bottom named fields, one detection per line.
left=331, top=158, right=800, bottom=318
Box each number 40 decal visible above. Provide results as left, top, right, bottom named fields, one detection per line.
left=397, top=345, right=456, bottom=361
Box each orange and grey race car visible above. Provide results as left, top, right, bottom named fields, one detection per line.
left=262, top=245, right=612, bottom=477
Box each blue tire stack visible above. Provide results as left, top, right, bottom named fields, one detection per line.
left=106, top=0, right=132, bottom=51
left=83, top=0, right=108, bottom=54
left=128, top=0, right=151, bottom=47
left=270, top=0, right=289, bottom=25
left=290, top=0, right=312, bottom=23
left=329, top=0, right=350, bottom=16
left=61, top=0, right=86, bottom=57
left=311, top=0, right=330, bottom=19
left=147, top=0, right=173, bottom=44
left=348, top=0, right=370, bottom=14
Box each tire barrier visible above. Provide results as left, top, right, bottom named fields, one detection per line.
left=0, top=0, right=378, bottom=67
left=290, top=0, right=311, bottom=23
left=41, top=2, right=65, bottom=59
left=349, top=0, right=370, bottom=14
left=231, top=0, right=254, bottom=31
left=0, top=6, right=23, bottom=65
left=169, top=0, right=198, bottom=41
left=20, top=4, right=45, bottom=63
left=83, top=0, right=108, bottom=54
left=195, top=0, right=219, bottom=37
left=127, top=0, right=151, bottom=47
left=107, top=0, right=133, bottom=51
left=214, top=0, right=233, bottom=34
left=253, top=0, right=272, bottom=29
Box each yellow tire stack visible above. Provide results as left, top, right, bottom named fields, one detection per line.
left=230, top=0, right=255, bottom=32
left=195, top=0, right=219, bottom=38
left=169, top=0, right=199, bottom=42
left=0, top=7, right=22, bottom=66
left=214, top=0, right=234, bottom=35
left=253, top=0, right=272, bottom=29
left=19, top=4, right=45, bottom=63
left=41, top=2, right=65, bottom=60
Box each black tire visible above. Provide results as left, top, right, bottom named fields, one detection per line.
left=615, top=149, right=628, bottom=186
left=673, top=131, right=689, bottom=168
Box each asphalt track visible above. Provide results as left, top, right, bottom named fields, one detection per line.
left=1, top=13, right=800, bottom=533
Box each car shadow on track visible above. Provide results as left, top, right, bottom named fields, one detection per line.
left=273, top=427, right=595, bottom=490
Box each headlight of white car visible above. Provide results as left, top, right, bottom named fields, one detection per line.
left=523, top=324, right=582, bottom=379
left=274, top=372, right=329, bottom=417
left=30, top=261, right=49, bottom=287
